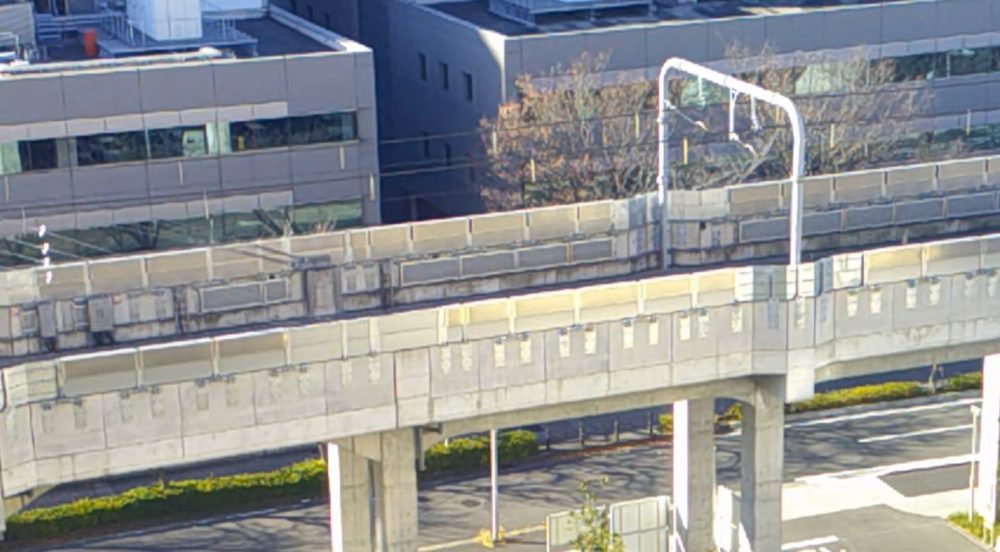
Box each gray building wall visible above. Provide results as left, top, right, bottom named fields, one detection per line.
left=379, top=0, right=507, bottom=221
left=380, top=0, right=1000, bottom=220
left=269, top=0, right=361, bottom=40
left=0, top=44, right=380, bottom=241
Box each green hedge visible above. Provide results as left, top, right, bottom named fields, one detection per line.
left=424, top=430, right=538, bottom=474
left=785, top=382, right=926, bottom=414
left=658, top=377, right=972, bottom=433
left=948, top=512, right=1000, bottom=541
left=942, top=371, right=982, bottom=392
left=6, top=459, right=327, bottom=541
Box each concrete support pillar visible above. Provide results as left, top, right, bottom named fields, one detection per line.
left=739, top=376, right=785, bottom=552
left=327, top=443, right=375, bottom=552
left=672, top=398, right=716, bottom=552
left=374, top=429, right=419, bottom=552
left=327, top=429, right=419, bottom=552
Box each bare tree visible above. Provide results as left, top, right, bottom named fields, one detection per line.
left=479, top=52, right=656, bottom=211
left=674, top=42, right=933, bottom=189
left=480, top=44, right=941, bottom=208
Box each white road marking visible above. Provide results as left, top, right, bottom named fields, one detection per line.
left=796, top=453, right=974, bottom=483
left=782, top=535, right=840, bottom=550
left=857, top=424, right=973, bottom=443
left=717, top=397, right=981, bottom=441
left=786, top=397, right=981, bottom=429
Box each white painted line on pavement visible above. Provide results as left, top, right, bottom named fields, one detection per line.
left=786, top=397, right=981, bottom=429
left=796, top=453, right=974, bottom=483
left=782, top=535, right=839, bottom=550
left=717, top=397, right=982, bottom=441
left=857, top=424, right=973, bottom=444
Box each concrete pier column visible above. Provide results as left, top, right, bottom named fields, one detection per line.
left=672, top=398, right=716, bottom=552
left=327, top=429, right=419, bottom=552
left=374, top=429, right=419, bottom=552
left=327, top=443, right=375, bottom=552
left=739, top=376, right=785, bottom=552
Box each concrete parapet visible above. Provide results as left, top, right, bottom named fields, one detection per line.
left=729, top=183, right=783, bottom=216
left=833, top=171, right=884, bottom=203
left=886, top=164, right=935, bottom=197
left=938, top=158, right=985, bottom=191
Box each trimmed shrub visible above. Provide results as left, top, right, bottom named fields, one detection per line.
left=942, top=371, right=982, bottom=392
left=948, top=512, right=1000, bottom=541
left=6, top=459, right=326, bottom=541
left=786, top=382, right=926, bottom=414
left=423, top=430, right=539, bottom=474
left=658, top=414, right=672, bottom=435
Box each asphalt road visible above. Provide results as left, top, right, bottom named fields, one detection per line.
left=14, top=390, right=985, bottom=552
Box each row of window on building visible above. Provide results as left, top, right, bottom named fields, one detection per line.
left=418, top=52, right=474, bottom=102
left=675, top=45, right=1000, bottom=107
left=0, top=111, right=357, bottom=176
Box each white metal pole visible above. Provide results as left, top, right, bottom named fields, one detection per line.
left=971, top=405, right=981, bottom=524
left=490, top=429, right=499, bottom=545
left=657, top=58, right=806, bottom=278
left=657, top=71, right=670, bottom=270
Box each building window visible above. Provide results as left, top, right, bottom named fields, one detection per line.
left=148, top=126, right=208, bottom=160
left=439, top=61, right=449, bottom=90
left=230, top=119, right=289, bottom=152
left=289, top=112, right=357, bottom=145
left=17, top=139, right=58, bottom=171
left=421, top=132, right=430, bottom=158
left=306, top=4, right=314, bottom=21
left=76, top=131, right=147, bottom=166
left=290, top=0, right=297, bottom=13
left=323, top=12, right=330, bottom=28
left=443, top=142, right=452, bottom=166
left=463, top=71, right=473, bottom=101
left=418, top=53, right=427, bottom=81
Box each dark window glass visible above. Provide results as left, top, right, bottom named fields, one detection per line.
left=306, top=4, right=313, bottom=20
left=323, top=12, right=330, bottom=28
left=290, top=0, right=297, bottom=13
left=148, top=126, right=208, bottom=160
left=230, top=119, right=289, bottom=152
left=440, top=61, right=449, bottom=90
left=947, top=47, right=992, bottom=77
left=76, top=131, right=147, bottom=166
left=419, top=53, right=427, bottom=81
left=422, top=132, right=430, bottom=158
left=892, top=53, right=940, bottom=82
left=443, top=142, right=452, bottom=166
left=18, top=139, right=58, bottom=171
left=463, top=71, right=473, bottom=101
left=288, top=112, right=357, bottom=145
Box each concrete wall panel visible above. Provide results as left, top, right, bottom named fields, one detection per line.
left=211, top=58, right=287, bottom=106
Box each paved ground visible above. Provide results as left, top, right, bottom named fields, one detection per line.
left=15, top=390, right=988, bottom=552
left=782, top=506, right=982, bottom=552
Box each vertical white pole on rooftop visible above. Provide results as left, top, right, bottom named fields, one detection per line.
left=490, top=429, right=500, bottom=545
left=657, top=58, right=806, bottom=282
left=657, top=70, right=671, bottom=270
left=326, top=442, right=344, bottom=552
